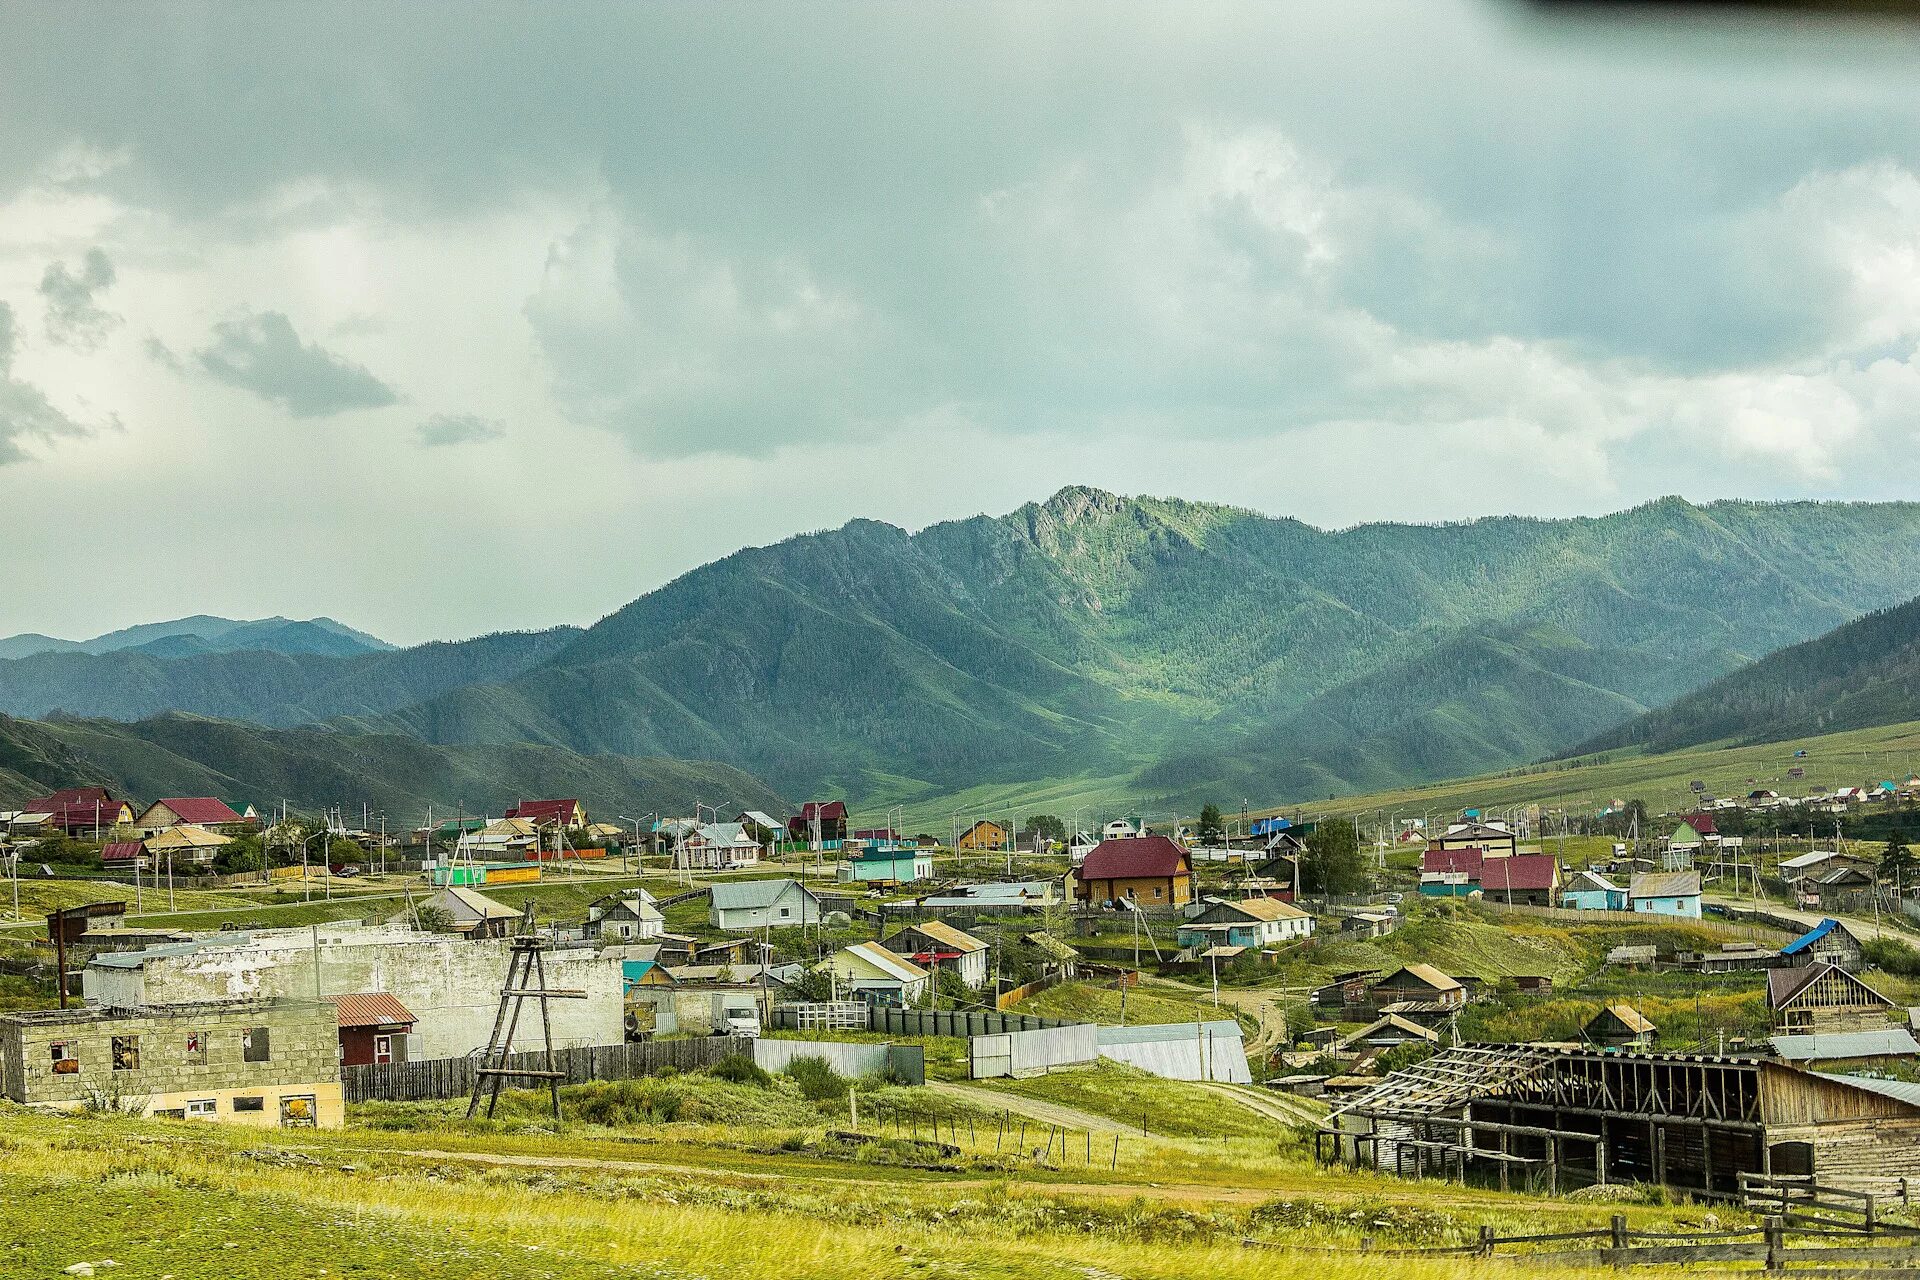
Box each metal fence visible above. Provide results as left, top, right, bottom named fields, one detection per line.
left=343, top=1038, right=739, bottom=1103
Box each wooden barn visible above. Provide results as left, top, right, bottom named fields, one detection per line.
left=1319, top=1045, right=1920, bottom=1194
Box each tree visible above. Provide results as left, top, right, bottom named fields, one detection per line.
left=1198, top=804, right=1224, bottom=844
left=1883, top=827, right=1917, bottom=892
left=1023, top=814, right=1067, bottom=843
left=1302, top=821, right=1365, bottom=897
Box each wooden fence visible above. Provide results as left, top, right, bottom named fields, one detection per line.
left=343, top=1038, right=738, bottom=1103
left=1246, top=1212, right=1920, bottom=1272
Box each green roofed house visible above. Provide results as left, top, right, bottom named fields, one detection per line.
left=838, top=845, right=935, bottom=884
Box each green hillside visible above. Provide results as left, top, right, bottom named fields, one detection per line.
left=0, top=712, right=783, bottom=822
left=389, top=489, right=1920, bottom=808
left=1574, top=594, right=1920, bottom=758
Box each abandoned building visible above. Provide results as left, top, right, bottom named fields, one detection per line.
left=1767, top=961, right=1897, bottom=1034
left=1318, top=1044, right=1920, bottom=1194
left=0, top=996, right=343, bottom=1127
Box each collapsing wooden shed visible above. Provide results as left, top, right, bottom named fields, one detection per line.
left=1317, top=1045, right=1920, bottom=1195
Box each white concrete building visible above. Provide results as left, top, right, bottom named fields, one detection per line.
left=82, top=923, right=623, bottom=1060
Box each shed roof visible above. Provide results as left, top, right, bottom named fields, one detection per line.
left=437, top=885, right=519, bottom=920
left=709, top=878, right=814, bottom=911
left=1629, top=870, right=1701, bottom=899
left=1480, top=854, right=1559, bottom=892
left=1781, top=918, right=1849, bottom=957
left=333, top=992, right=416, bottom=1028
left=896, top=919, right=987, bottom=954
left=143, top=797, right=243, bottom=826
left=1374, top=963, right=1462, bottom=993
left=840, top=940, right=927, bottom=983
left=1771, top=1029, right=1920, bottom=1062
left=1593, top=1004, right=1655, bottom=1035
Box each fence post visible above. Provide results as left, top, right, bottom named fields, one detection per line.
left=1765, top=1216, right=1784, bottom=1273
left=1610, top=1214, right=1627, bottom=1268
left=1478, top=1226, right=1494, bottom=1258
left=1866, top=1192, right=1877, bottom=1236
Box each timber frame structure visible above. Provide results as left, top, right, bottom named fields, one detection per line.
left=1318, top=1045, right=1920, bottom=1196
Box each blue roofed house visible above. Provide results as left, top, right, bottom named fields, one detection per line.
left=1561, top=869, right=1628, bottom=912
left=1780, top=918, right=1866, bottom=971
left=1628, top=870, right=1702, bottom=919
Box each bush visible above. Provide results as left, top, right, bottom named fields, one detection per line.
left=782, top=1055, right=849, bottom=1102
left=571, top=1078, right=685, bottom=1125
left=1865, top=937, right=1920, bottom=978
left=710, top=1054, right=772, bottom=1087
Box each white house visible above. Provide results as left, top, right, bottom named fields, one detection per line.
left=1101, top=818, right=1144, bottom=840
left=675, top=822, right=762, bottom=871
left=585, top=890, right=664, bottom=941
left=823, top=941, right=929, bottom=1006
left=708, top=879, right=821, bottom=931
left=1174, top=897, right=1314, bottom=949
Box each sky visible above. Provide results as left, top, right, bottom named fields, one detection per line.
left=2, top=3, right=1919, bottom=645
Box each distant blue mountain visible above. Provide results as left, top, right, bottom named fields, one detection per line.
left=0, top=615, right=393, bottom=660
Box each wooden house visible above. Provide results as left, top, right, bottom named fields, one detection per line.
left=1769, top=962, right=1897, bottom=1034
left=503, top=798, right=587, bottom=831
left=788, top=801, right=849, bottom=846
left=333, top=992, right=415, bottom=1066
left=1074, top=835, right=1193, bottom=909
left=1368, top=964, right=1466, bottom=1010
left=1779, top=918, right=1865, bottom=971
left=1428, top=820, right=1517, bottom=859
left=1584, top=1004, right=1655, bottom=1049
left=1176, top=897, right=1314, bottom=948
left=26, top=788, right=135, bottom=837
left=131, top=797, right=247, bottom=836
left=957, top=819, right=1009, bottom=851
left=882, top=921, right=989, bottom=988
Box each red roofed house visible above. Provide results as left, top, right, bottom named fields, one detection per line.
left=789, top=801, right=848, bottom=845
left=100, top=841, right=146, bottom=866
left=332, top=992, right=417, bottom=1066
left=1476, top=854, right=1563, bottom=907
left=1419, top=846, right=1484, bottom=898
left=132, top=797, right=247, bottom=836
left=1075, top=834, right=1193, bottom=909
left=26, top=788, right=135, bottom=837
left=1682, top=813, right=1718, bottom=837
left=503, top=798, right=587, bottom=830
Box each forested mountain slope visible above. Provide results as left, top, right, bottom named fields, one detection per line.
left=1572, top=595, right=1920, bottom=758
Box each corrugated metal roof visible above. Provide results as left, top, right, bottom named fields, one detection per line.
left=1819, top=1072, right=1920, bottom=1107
left=333, top=992, right=416, bottom=1028
left=1630, top=870, right=1701, bottom=900
left=1781, top=919, right=1841, bottom=956
left=1080, top=835, right=1188, bottom=880
left=1771, top=1029, right=1920, bottom=1062
left=709, top=878, right=813, bottom=910
left=898, top=920, right=987, bottom=954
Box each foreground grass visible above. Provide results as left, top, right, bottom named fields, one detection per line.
left=0, top=1098, right=1726, bottom=1280
left=972, top=1062, right=1296, bottom=1140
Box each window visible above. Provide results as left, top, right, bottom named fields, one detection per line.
left=186, top=1098, right=217, bottom=1118
left=184, top=1031, right=207, bottom=1064
left=242, top=1026, right=271, bottom=1063
left=232, top=1096, right=264, bottom=1112
left=49, top=1041, right=77, bottom=1075
left=373, top=1034, right=394, bottom=1065
left=778, top=906, right=791, bottom=918
left=111, top=1035, right=140, bottom=1071
left=279, top=1094, right=317, bottom=1128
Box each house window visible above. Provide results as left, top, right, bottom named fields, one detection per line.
left=186, top=1098, right=217, bottom=1118
left=778, top=907, right=791, bottom=919
left=184, top=1031, right=208, bottom=1064
left=111, top=1035, right=140, bottom=1071
left=242, top=1027, right=271, bottom=1063
left=279, top=1094, right=317, bottom=1127
left=233, top=1096, right=264, bottom=1112
left=1152, top=887, right=1163, bottom=900
left=373, top=1034, right=394, bottom=1065
left=49, top=1041, right=77, bottom=1074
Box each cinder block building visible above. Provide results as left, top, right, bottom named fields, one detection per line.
left=0, top=996, right=343, bottom=1128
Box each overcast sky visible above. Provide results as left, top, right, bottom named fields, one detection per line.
left=2, top=3, right=1918, bottom=645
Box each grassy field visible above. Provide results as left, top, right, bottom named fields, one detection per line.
left=0, top=1069, right=1750, bottom=1280
left=969, top=1061, right=1299, bottom=1140
left=1015, top=980, right=1232, bottom=1027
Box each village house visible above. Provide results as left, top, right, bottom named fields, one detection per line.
left=27, top=787, right=135, bottom=837
left=1339, top=1013, right=1440, bottom=1056
left=823, top=941, right=929, bottom=1006
left=1769, top=1028, right=1920, bottom=1072
left=408, top=885, right=520, bottom=939
left=788, top=801, right=849, bottom=847
left=1419, top=846, right=1486, bottom=896
left=1343, top=910, right=1398, bottom=939
left=0, top=996, right=343, bottom=1128
left=1428, top=819, right=1517, bottom=859
left=143, top=823, right=233, bottom=868
left=1369, top=964, right=1467, bottom=1010
left=332, top=992, right=416, bottom=1066
left=1101, top=817, right=1144, bottom=840
left=584, top=890, right=664, bottom=942
left=882, top=920, right=990, bottom=988
left=131, top=797, right=248, bottom=836
left=674, top=822, right=762, bottom=871
left=838, top=844, right=935, bottom=884
left=1176, top=897, right=1314, bottom=949
left=1584, top=1004, right=1656, bottom=1049
left=503, top=798, right=587, bottom=831
left=1769, top=961, right=1898, bottom=1034
left=1561, top=869, right=1628, bottom=912
left=957, top=819, right=1010, bottom=851
left=1780, top=919, right=1866, bottom=971
left=734, top=811, right=787, bottom=850
left=1629, top=870, right=1702, bottom=918
left=1476, top=854, right=1562, bottom=907
left=920, top=879, right=1058, bottom=911
left=1074, top=834, right=1193, bottom=909
left=708, top=879, right=821, bottom=931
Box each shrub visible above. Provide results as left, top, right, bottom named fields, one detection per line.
left=710, top=1054, right=772, bottom=1088
left=571, top=1078, right=685, bottom=1125
left=782, top=1055, right=849, bottom=1102
left=1865, top=937, right=1920, bottom=978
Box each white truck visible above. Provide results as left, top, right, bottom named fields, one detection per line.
left=712, top=993, right=761, bottom=1039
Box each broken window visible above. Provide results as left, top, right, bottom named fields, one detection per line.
left=242, top=1026, right=271, bottom=1063
left=184, top=1031, right=207, bottom=1064
left=232, top=1096, right=264, bottom=1112
left=111, top=1035, right=140, bottom=1071
left=279, top=1094, right=316, bottom=1127
left=49, top=1041, right=77, bottom=1074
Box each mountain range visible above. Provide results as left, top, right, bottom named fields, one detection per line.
left=13, top=488, right=1920, bottom=819
left=0, top=615, right=392, bottom=661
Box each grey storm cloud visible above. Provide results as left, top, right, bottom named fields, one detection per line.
left=417, top=412, right=505, bottom=447
left=196, top=311, right=399, bottom=417
left=0, top=301, right=94, bottom=463
left=38, top=248, right=118, bottom=349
